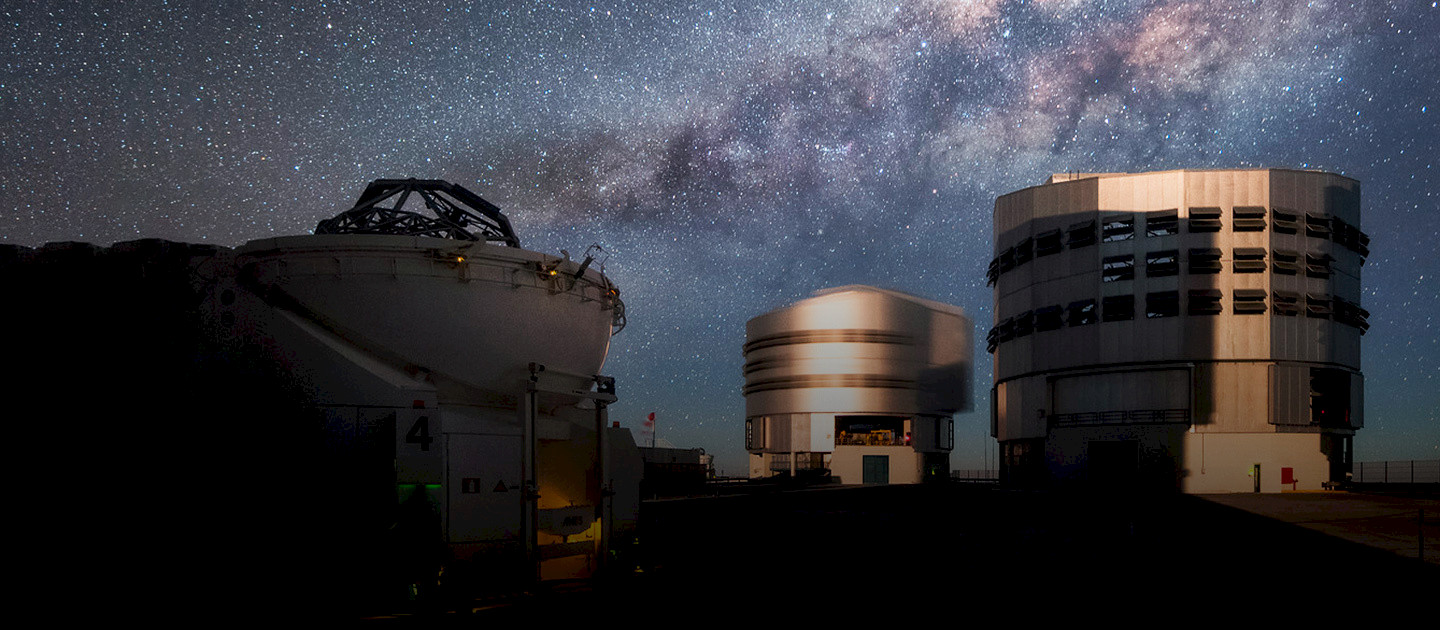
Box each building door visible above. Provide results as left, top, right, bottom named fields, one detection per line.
left=862, top=455, right=889, bottom=485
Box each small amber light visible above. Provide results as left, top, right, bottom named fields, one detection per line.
left=548, top=269, right=558, bottom=276
left=456, top=256, right=465, bottom=263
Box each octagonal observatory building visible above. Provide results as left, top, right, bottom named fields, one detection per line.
left=988, top=169, right=1368, bottom=493
left=744, top=286, right=973, bottom=484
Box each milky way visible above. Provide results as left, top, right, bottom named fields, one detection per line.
left=3, top=1, right=1436, bottom=473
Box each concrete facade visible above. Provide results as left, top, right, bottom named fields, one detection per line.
left=988, top=169, right=1367, bottom=492
left=744, top=286, right=973, bottom=484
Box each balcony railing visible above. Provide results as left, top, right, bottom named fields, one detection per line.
left=836, top=431, right=907, bottom=446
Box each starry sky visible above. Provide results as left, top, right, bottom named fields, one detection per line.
left=3, top=0, right=1436, bottom=475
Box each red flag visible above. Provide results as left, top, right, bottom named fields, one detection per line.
left=643, top=412, right=654, bottom=427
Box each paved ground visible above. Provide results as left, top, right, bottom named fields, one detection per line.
left=1200, top=491, right=1439, bottom=564
left=354, top=484, right=1440, bottom=623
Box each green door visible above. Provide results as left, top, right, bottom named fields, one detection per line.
left=862, top=455, right=889, bottom=485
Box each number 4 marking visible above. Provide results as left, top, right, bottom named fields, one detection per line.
left=406, top=416, right=434, bottom=451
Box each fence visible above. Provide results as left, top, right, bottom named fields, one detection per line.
left=951, top=469, right=999, bottom=482
left=768, top=452, right=827, bottom=473
left=1351, top=460, right=1440, bottom=484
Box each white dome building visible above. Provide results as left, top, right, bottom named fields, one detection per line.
left=2, top=179, right=641, bottom=604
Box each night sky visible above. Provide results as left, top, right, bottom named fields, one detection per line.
left=3, top=1, right=1436, bottom=475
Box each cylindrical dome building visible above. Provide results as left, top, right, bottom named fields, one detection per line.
left=1, top=178, right=641, bottom=608
left=744, top=286, right=972, bottom=484
left=988, top=169, right=1368, bottom=492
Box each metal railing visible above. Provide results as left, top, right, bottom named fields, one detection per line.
left=1351, top=460, right=1440, bottom=484
left=1049, top=408, right=1188, bottom=426
left=768, top=452, right=827, bottom=473
left=835, top=432, right=907, bottom=446
left=951, top=469, right=999, bottom=482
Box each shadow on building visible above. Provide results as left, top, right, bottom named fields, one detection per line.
left=986, top=170, right=1367, bottom=493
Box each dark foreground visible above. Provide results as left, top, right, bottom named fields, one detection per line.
left=360, top=484, right=1437, bottom=623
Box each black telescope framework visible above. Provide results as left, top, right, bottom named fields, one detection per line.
left=315, top=178, right=521, bottom=247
